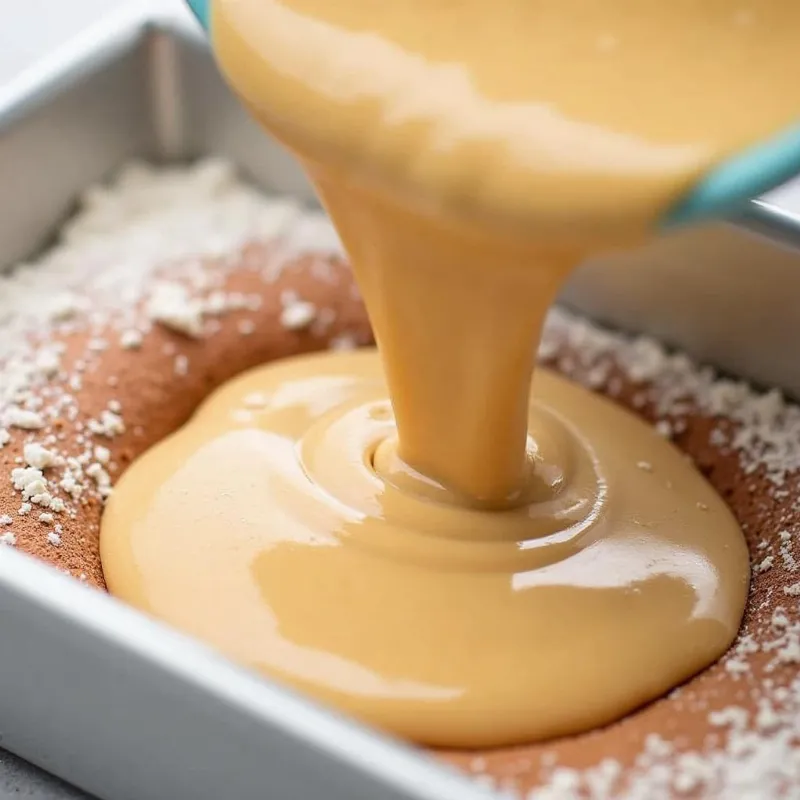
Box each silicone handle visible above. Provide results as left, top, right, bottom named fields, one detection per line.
left=186, top=0, right=210, bottom=30
left=664, top=122, right=800, bottom=228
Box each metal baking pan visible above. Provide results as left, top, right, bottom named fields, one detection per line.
left=1, top=4, right=800, bottom=800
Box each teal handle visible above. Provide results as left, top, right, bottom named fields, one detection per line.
left=184, top=0, right=800, bottom=229
left=186, top=0, right=210, bottom=29
left=664, top=122, right=800, bottom=228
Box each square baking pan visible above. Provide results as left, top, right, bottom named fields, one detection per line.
left=1, top=5, right=800, bottom=800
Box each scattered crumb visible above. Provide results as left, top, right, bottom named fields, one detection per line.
left=120, top=329, right=143, bottom=350
left=4, top=408, right=45, bottom=430
left=280, top=299, right=317, bottom=330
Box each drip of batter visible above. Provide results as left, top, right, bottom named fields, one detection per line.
left=98, top=0, right=800, bottom=746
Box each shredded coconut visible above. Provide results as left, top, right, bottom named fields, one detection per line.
left=23, top=443, right=59, bottom=470
left=4, top=407, right=45, bottom=430
left=11, top=467, right=47, bottom=500
left=87, top=410, right=125, bottom=438
left=34, top=349, right=61, bottom=378
left=119, top=329, right=143, bottom=350
left=174, top=354, right=189, bottom=377
left=147, top=281, right=206, bottom=338
left=280, top=299, right=317, bottom=330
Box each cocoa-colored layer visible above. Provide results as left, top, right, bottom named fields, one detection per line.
left=0, top=244, right=371, bottom=586
left=2, top=241, right=797, bottom=798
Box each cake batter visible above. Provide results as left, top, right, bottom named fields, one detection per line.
left=99, top=0, right=800, bottom=747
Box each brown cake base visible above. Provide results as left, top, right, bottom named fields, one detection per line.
left=1, top=162, right=797, bottom=799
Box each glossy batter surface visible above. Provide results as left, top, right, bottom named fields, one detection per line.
left=102, top=350, right=749, bottom=748
left=101, top=0, right=793, bottom=748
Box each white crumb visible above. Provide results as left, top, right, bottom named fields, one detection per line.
left=120, top=329, right=143, bottom=350
left=23, top=443, right=59, bottom=470
left=280, top=300, right=317, bottom=330
left=147, top=281, right=205, bottom=338
left=4, top=407, right=45, bottom=430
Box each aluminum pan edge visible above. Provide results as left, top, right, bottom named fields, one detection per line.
left=734, top=196, right=800, bottom=252
left=0, top=546, right=492, bottom=800
left=0, top=3, right=151, bottom=128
